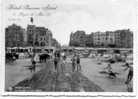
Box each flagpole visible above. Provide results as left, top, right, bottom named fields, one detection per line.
left=30, top=17, right=35, bottom=59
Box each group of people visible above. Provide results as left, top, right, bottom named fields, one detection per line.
left=30, top=50, right=133, bottom=92
left=30, top=51, right=66, bottom=73
left=53, top=50, right=61, bottom=72
left=71, top=53, right=81, bottom=72
left=6, top=52, right=19, bottom=63
left=53, top=51, right=81, bottom=73
left=104, top=63, right=133, bottom=82
left=104, top=62, right=133, bottom=91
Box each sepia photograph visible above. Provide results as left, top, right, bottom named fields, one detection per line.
left=1, top=0, right=137, bottom=96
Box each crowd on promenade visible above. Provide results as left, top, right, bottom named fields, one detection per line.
left=6, top=48, right=133, bottom=92
left=53, top=50, right=81, bottom=73
left=52, top=50, right=133, bottom=92
left=31, top=50, right=133, bottom=84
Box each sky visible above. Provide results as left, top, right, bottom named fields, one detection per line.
left=3, top=0, right=137, bottom=45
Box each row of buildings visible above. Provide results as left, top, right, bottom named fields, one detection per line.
left=5, top=24, right=60, bottom=48
left=69, top=29, right=133, bottom=48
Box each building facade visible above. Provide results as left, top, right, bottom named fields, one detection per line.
left=26, top=25, right=36, bottom=46
left=114, top=29, right=133, bottom=48
left=27, top=25, right=52, bottom=47
left=35, top=27, right=52, bottom=47
left=105, top=31, right=115, bottom=47
left=69, top=31, right=86, bottom=47
left=69, top=29, right=133, bottom=48
left=85, top=33, right=93, bottom=47
left=26, top=25, right=60, bottom=48
left=5, top=24, right=25, bottom=47
left=93, top=32, right=106, bottom=47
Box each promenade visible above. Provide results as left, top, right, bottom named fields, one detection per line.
left=9, top=59, right=103, bottom=92
left=6, top=55, right=131, bottom=92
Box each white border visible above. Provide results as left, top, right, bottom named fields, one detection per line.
left=0, top=0, right=137, bottom=97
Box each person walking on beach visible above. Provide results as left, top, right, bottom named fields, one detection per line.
left=54, top=56, right=58, bottom=72
left=76, top=54, right=81, bottom=71
left=123, top=63, right=133, bottom=91
left=71, top=53, right=76, bottom=72
left=61, top=55, right=67, bottom=73
left=126, top=65, right=133, bottom=84
left=30, top=58, right=36, bottom=73
left=54, top=50, right=61, bottom=72
left=123, top=63, right=133, bottom=84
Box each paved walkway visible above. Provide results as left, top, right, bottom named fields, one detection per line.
left=5, top=59, right=43, bottom=91
left=12, top=60, right=103, bottom=92
left=7, top=57, right=129, bottom=92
